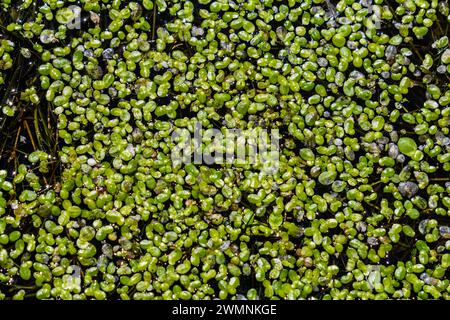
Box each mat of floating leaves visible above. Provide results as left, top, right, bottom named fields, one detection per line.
left=0, top=0, right=450, bottom=300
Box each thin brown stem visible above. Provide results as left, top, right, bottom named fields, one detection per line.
left=23, top=120, right=36, bottom=151
left=11, top=125, right=21, bottom=158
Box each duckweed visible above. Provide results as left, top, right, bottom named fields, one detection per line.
left=0, top=0, right=450, bottom=301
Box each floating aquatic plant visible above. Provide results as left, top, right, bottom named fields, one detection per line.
left=0, top=0, right=449, bottom=300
